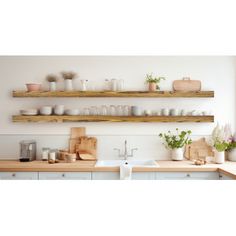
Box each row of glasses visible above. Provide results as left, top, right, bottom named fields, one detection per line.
left=82, top=105, right=131, bottom=116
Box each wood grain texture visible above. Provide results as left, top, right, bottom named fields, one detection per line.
left=12, top=90, right=214, bottom=98
left=12, top=115, right=214, bottom=123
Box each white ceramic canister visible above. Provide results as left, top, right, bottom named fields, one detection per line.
left=171, top=148, right=184, bottom=161
left=49, top=82, right=57, bottom=91
left=228, top=149, right=236, bottom=162
left=214, top=151, right=225, bottom=164
left=64, top=79, right=73, bottom=91
left=162, top=108, right=170, bottom=116
left=54, top=105, right=65, bottom=115
left=111, top=79, right=117, bottom=91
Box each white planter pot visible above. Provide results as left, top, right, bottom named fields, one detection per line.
left=49, top=82, right=57, bottom=91
left=171, top=148, right=183, bottom=161
left=214, top=151, right=225, bottom=164
left=64, top=79, right=73, bottom=91
left=228, top=149, right=236, bottom=162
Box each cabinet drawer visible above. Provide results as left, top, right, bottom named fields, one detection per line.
left=92, top=172, right=120, bottom=180
left=132, top=172, right=156, bottom=180
left=157, top=172, right=219, bottom=180
left=38, top=172, right=91, bottom=180
left=0, top=172, right=38, bottom=180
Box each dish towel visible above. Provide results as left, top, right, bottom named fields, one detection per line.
left=120, top=163, right=132, bottom=180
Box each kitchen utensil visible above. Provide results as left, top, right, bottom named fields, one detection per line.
left=20, top=109, right=38, bottom=116
left=65, top=153, right=77, bottom=163
left=184, top=138, right=214, bottom=160
left=26, top=83, right=42, bottom=92
left=65, top=109, right=79, bottom=116
left=40, top=106, right=53, bottom=115
left=19, top=140, right=36, bottom=162
left=70, top=127, right=86, bottom=139
left=69, top=127, right=86, bottom=154
left=75, top=136, right=97, bottom=160
left=54, top=105, right=65, bottom=115
left=173, top=78, right=201, bottom=92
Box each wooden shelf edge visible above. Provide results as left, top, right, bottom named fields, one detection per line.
left=12, top=115, right=214, bottom=123
left=12, top=90, right=215, bottom=98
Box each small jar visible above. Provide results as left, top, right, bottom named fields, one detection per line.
left=111, top=79, right=117, bottom=91
left=117, top=79, right=124, bottom=91
left=48, top=150, right=57, bottom=164
left=42, top=148, right=50, bottom=161
left=104, top=79, right=111, bottom=91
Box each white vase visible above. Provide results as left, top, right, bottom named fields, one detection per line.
left=171, top=148, right=183, bottom=161
left=49, top=82, right=57, bottom=91
left=214, top=151, right=225, bottom=164
left=228, top=149, right=236, bottom=162
left=64, top=79, right=73, bottom=91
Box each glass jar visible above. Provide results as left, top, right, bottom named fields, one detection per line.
left=109, top=105, right=117, bottom=116
left=42, top=148, right=50, bottom=161
left=104, top=79, right=111, bottom=91
left=111, top=79, right=117, bottom=91
left=100, top=105, right=108, bottom=116
left=117, top=79, right=124, bottom=91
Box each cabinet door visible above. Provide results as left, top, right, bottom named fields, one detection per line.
left=157, top=172, right=219, bottom=180
left=92, top=172, right=120, bottom=180
left=132, top=172, right=156, bottom=180
left=219, top=173, right=234, bottom=180
left=38, top=172, right=91, bottom=180
left=0, top=172, right=38, bottom=180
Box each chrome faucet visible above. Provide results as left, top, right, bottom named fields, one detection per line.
left=114, top=140, right=138, bottom=160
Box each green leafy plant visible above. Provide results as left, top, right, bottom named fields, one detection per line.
left=159, top=128, right=192, bottom=149
left=226, top=142, right=236, bottom=151
left=145, top=73, right=165, bottom=89
left=214, top=141, right=228, bottom=152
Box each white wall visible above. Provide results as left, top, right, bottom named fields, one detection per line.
left=0, top=56, right=235, bottom=159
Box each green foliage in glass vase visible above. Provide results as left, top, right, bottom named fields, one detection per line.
left=159, top=128, right=192, bottom=149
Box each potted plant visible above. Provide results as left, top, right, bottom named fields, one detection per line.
left=223, top=124, right=236, bottom=161
left=209, top=124, right=231, bottom=164
left=159, top=128, right=192, bottom=161
left=46, top=74, right=58, bottom=91
left=145, top=73, right=165, bottom=92
left=61, top=71, right=78, bottom=91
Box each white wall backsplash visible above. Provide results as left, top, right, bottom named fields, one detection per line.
left=0, top=134, right=208, bottom=161
left=0, top=56, right=235, bottom=160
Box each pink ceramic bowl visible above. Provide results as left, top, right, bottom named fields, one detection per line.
left=26, top=83, right=42, bottom=92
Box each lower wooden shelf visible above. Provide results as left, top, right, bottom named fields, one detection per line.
left=12, top=115, right=214, bottom=123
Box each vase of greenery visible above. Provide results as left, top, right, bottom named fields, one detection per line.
left=61, top=71, right=77, bottom=91
left=209, top=124, right=231, bottom=164
left=145, top=73, right=165, bottom=92
left=159, top=129, right=192, bottom=161
left=46, top=74, right=58, bottom=91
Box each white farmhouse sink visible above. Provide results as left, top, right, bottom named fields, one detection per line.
left=95, top=160, right=158, bottom=167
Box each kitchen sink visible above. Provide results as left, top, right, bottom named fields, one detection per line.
left=95, top=160, right=159, bottom=167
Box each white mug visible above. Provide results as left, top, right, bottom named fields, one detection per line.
left=54, top=105, right=65, bottom=115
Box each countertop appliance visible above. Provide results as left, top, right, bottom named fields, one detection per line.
left=19, top=140, right=36, bottom=162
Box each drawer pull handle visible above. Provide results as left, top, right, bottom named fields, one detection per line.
left=62, top=174, right=65, bottom=177
left=186, top=174, right=191, bottom=177
left=12, top=173, right=16, bottom=177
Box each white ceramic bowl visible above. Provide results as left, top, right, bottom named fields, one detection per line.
left=20, top=109, right=38, bottom=116
left=65, top=109, right=79, bottom=116
left=40, top=106, right=53, bottom=115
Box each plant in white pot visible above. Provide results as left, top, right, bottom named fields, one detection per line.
left=61, top=71, right=78, bottom=91
left=209, top=124, right=231, bottom=164
left=159, top=128, right=192, bottom=161
left=46, top=74, right=58, bottom=91
left=224, top=126, right=236, bottom=162
left=145, top=73, right=165, bottom=92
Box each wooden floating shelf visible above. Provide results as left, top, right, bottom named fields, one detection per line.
left=12, top=90, right=214, bottom=98
left=12, top=115, right=214, bottom=123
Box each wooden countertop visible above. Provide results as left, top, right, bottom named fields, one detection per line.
left=1, top=160, right=236, bottom=179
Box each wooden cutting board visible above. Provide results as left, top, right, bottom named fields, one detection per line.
left=75, top=136, right=97, bottom=160
left=69, top=127, right=86, bottom=153
left=184, top=138, right=213, bottom=160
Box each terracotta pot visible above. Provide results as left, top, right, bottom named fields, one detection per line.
left=26, top=83, right=41, bottom=92
left=148, top=82, right=157, bottom=92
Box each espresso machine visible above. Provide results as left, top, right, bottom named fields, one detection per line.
left=19, top=140, right=37, bottom=162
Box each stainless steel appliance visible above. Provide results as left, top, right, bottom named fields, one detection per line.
left=19, top=140, right=37, bottom=162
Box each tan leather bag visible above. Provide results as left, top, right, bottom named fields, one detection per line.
left=173, top=77, right=201, bottom=92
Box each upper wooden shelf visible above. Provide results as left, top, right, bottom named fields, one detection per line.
left=12, top=90, right=214, bottom=98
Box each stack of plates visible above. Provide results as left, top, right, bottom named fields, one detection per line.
left=20, top=109, right=38, bottom=116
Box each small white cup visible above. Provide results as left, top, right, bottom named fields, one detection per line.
left=40, top=106, right=53, bottom=115
left=162, top=108, right=170, bottom=116
left=54, top=105, right=65, bottom=115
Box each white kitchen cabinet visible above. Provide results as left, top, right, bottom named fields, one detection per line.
left=92, top=172, right=120, bottom=180
left=38, top=172, right=91, bottom=180
left=132, top=172, right=156, bottom=180
left=156, top=172, right=219, bottom=180
left=0, top=172, right=38, bottom=180
left=219, top=173, right=234, bottom=180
